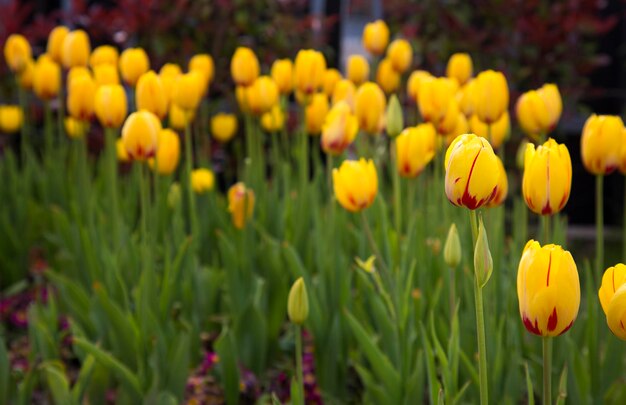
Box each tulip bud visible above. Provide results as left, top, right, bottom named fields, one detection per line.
left=515, top=90, right=551, bottom=139
left=333, top=158, right=378, bottom=212
left=136, top=71, right=168, bottom=119
left=67, top=73, right=96, bottom=121
left=517, top=240, right=580, bottom=336
left=116, top=138, right=130, bottom=162
left=362, top=20, right=389, bottom=56
left=446, top=53, right=473, bottom=86
left=387, top=39, right=412, bottom=73
left=537, top=84, right=562, bottom=132
left=62, top=30, right=91, bottom=68
left=172, top=71, right=204, bottom=112
left=305, top=93, right=329, bottom=135
left=261, top=105, right=285, bottom=133
left=211, top=113, right=238, bottom=143
left=0, top=105, right=23, bottom=133
left=4, top=34, right=32, bottom=73
left=167, top=182, right=181, bottom=209
left=599, top=264, right=626, bottom=340
left=473, top=218, right=493, bottom=287
left=487, top=156, right=508, bottom=208
left=227, top=182, right=255, bottom=229
left=376, top=58, right=400, bottom=94
left=321, top=101, right=358, bottom=155
left=580, top=114, right=625, bottom=175
left=418, top=77, right=456, bottom=125
left=18, top=59, right=34, bottom=90
left=64, top=117, right=88, bottom=139
left=247, top=76, right=279, bottom=116
left=231, top=47, right=260, bottom=87
left=271, top=59, right=294, bottom=95
left=457, top=79, right=477, bottom=117
left=168, top=103, right=194, bottom=130
left=332, top=79, right=356, bottom=111
left=407, top=70, right=432, bottom=104
left=33, top=56, right=61, bottom=101
left=47, top=26, right=69, bottom=64
left=189, top=53, right=214, bottom=94
left=347, top=55, right=370, bottom=86
left=90, top=45, right=119, bottom=67
left=93, top=64, right=120, bottom=86
left=355, top=82, right=386, bottom=135
left=95, top=84, right=128, bottom=128
left=323, top=68, right=342, bottom=97
left=444, top=133, right=500, bottom=210
left=287, top=277, right=309, bottom=325
left=151, top=129, right=180, bottom=175
left=396, top=124, right=436, bottom=177
left=119, top=48, right=150, bottom=87
left=191, top=168, right=214, bottom=193
left=159, top=63, right=182, bottom=102
left=294, top=49, right=326, bottom=96
left=474, top=70, right=509, bottom=124
left=443, top=223, right=462, bottom=268
left=386, top=95, right=403, bottom=137
left=121, top=111, right=162, bottom=161
left=438, top=99, right=461, bottom=135
left=469, top=112, right=510, bottom=149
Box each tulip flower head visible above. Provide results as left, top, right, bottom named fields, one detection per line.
left=469, top=112, right=510, bottom=149
left=211, top=113, right=238, bottom=143
left=323, top=68, right=342, bottom=97
left=4, top=34, right=32, bottom=73
left=355, top=82, right=386, bottom=135
left=64, top=117, right=88, bottom=139
left=271, top=59, right=294, bottom=95
left=47, top=26, right=69, bottom=64
left=580, top=114, right=625, bottom=175
left=333, top=158, right=378, bottom=212
left=407, top=70, right=432, bottom=105
left=159, top=63, right=182, bottom=101
left=376, top=58, right=400, bottom=94
left=599, top=264, right=626, bottom=340
left=191, top=168, right=215, bottom=193
left=321, top=101, right=358, bottom=155
left=457, top=79, right=477, bottom=117
left=93, top=64, right=120, bottom=86
left=305, top=93, right=329, bottom=135
left=119, top=48, right=150, bottom=87
left=516, top=90, right=551, bottom=139
left=0, top=105, right=23, bottom=133
left=446, top=53, right=473, bottom=86
left=231, top=47, right=260, bottom=87
left=136, top=71, right=168, bottom=119
left=227, top=182, right=255, bottom=229
left=362, top=20, right=389, bottom=55
left=486, top=156, right=508, bottom=208
left=332, top=79, right=356, bottom=111
left=247, top=76, right=279, bottom=116
left=443, top=223, right=462, bottom=269
left=288, top=277, right=309, bottom=325
left=189, top=53, right=214, bottom=94
left=418, top=77, right=457, bottom=125
left=95, top=84, right=128, bottom=128
left=67, top=73, right=97, bottom=121
left=537, top=84, right=562, bottom=132
left=62, top=30, right=91, bottom=68
left=172, top=71, right=204, bottom=112
left=90, top=45, right=119, bottom=67
left=294, top=49, right=327, bottom=96
left=169, top=102, right=194, bottom=131
left=121, top=111, right=162, bottom=161
left=152, top=129, right=180, bottom=175
left=517, top=240, right=580, bottom=337
left=396, top=124, right=437, bottom=178
left=261, top=105, right=285, bottom=133
left=474, top=70, right=509, bottom=124
left=33, top=56, right=61, bottom=101
left=387, top=39, right=412, bottom=74
left=347, top=55, right=370, bottom=86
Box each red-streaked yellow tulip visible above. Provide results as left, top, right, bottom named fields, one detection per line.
left=407, top=70, right=432, bottom=104
left=228, top=182, right=255, bottom=229
left=294, top=49, right=326, bottom=96
left=33, top=56, right=61, bottom=101
left=387, top=39, right=412, bottom=73
left=271, top=59, right=294, bottom=95
left=323, top=68, right=342, bottom=97
left=95, top=84, right=127, bottom=128
left=376, top=58, right=400, bottom=94
left=121, top=110, right=162, bottom=161
left=333, top=158, right=378, bottom=212
left=474, top=70, right=509, bottom=124
left=446, top=53, right=473, bottom=86
left=4, top=34, right=32, bottom=73
left=444, top=133, right=500, bottom=209
left=261, top=105, right=285, bottom=132
left=64, top=117, right=88, bottom=139
left=321, top=101, right=358, bottom=155
left=247, top=76, right=279, bottom=116
left=305, top=93, right=329, bottom=135
left=231, top=47, right=259, bottom=87
left=172, top=71, right=203, bottom=112
left=119, top=48, right=149, bottom=87
left=487, top=157, right=508, bottom=207
left=469, top=112, right=510, bottom=149
left=67, top=73, right=97, bottom=121
left=62, top=30, right=91, bottom=68
left=395, top=124, right=436, bottom=178
left=418, top=77, right=456, bottom=125
left=347, top=55, right=369, bottom=86
left=599, top=264, right=626, bottom=340
left=90, top=45, right=118, bottom=67
left=517, top=240, right=580, bottom=337
left=0, top=105, right=23, bottom=133
left=136, top=71, right=168, bottom=119
left=355, top=82, right=386, bottom=135
left=362, top=20, right=389, bottom=56
left=211, top=113, right=238, bottom=143
left=581, top=114, right=625, bottom=175
left=332, top=79, right=356, bottom=111
left=151, top=129, right=180, bottom=175
left=46, top=26, right=69, bottom=64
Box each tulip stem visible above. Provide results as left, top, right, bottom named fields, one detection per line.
left=596, top=174, right=604, bottom=280
left=184, top=123, right=198, bottom=252
left=16, top=79, right=29, bottom=156
left=543, top=214, right=551, bottom=245
left=105, top=128, right=120, bottom=248
left=543, top=336, right=553, bottom=405
left=391, top=139, right=402, bottom=240
left=295, top=325, right=305, bottom=405
left=44, top=101, right=53, bottom=151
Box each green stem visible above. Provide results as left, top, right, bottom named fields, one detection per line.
left=543, top=336, right=553, bottom=405
left=392, top=139, right=402, bottom=239
left=326, top=155, right=334, bottom=200
left=138, top=163, right=150, bottom=273
left=105, top=128, right=120, bottom=248
left=449, top=266, right=456, bottom=322
left=44, top=101, right=53, bottom=151
left=57, top=86, right=65, bottom=139
left=295, top=325, right=304, bottom=405
left=596, top=175, right=604, bottom=279
left=543, top=214, right=551, bottom=245
left=184, top=123, right=198, bottom=252
left=16, top=79, right=29, bottom=156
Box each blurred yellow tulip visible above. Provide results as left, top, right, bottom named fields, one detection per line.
left=18, top=59, right=34, bottom=90
left=333, top=158, right=378, bottom=212
left=236, top=85, right=251, bottom=114
left=347, top=55, right=369, bottom=86
left=305, top=93, right=329, bottom=135
left=446, top=53, right=473, bottom=86
left=474, top=70, right=509, bottom=124
left=581, top=114, right=625, bottom=175
left=362, top=20, right=389, bottom=55
left=93, top=63, right=119, bottom=86
left=457, top=79, right=477, bottom=117
left=323, top=68, right=342, bottom=97
left=90, top=45, right=118, bottom=67
left=487, top=157, right=508, bottom=208
left=443, top=113, right=470, bottom=147
left=228, top=182, right=255, bottom=229
left=516, top=90, right=551, bottom=139
left=438, top=99, right=461, bottom=135
left=169, top=103, right=194, bottom=131
left=387, top=39, right=412, bottom=73
left=231, top=47, right=259, bottom=87
left=64, top=117, right=88, bottom=139
left=191, top=168, right=215, bottom=193
left=62, top=30, right=91, bottom=68
left=189, top=53, right=214, bottom=94
left=159, top=63, right=182, bottom=101
left=332, top=79, right=356, bottom=111
left=355, top=82, right=386, bottom=135
left=95, top=84, right=127, bottom=128
left=599, top=264, right=626, bottom=340
left=395, top=124, right=437, bottom=178
left=321, top=101, right=358, bottom=155
left=0, top=105, right=23, bottom=133
left=271, top=59, right=294, bottom=95
left=33, top=55, right=61, bottom=101
left=469, top=112, right=510, bottom=149
left=121, top=110, right=162, bottom=161
left=537, top=84, right=562, bottom=132
left=418, top=77, right=456, bottom=125
left=172, top=71, right=203, bottom=112
left=294, top=49, right=326, bottom=96
left=4, top=34, right=32, bottom=73
left=261, top=105, right=285, bottom=132
left=119, top=48, right=149, bottom=87
left=136, top=71, right=168, bottom=119
left=211, top=113, right=238, bottom=143
left=376, top=58, right=400, bottom=94
left=151, top=129, right=180, bottom=175
left=46, top=26, right=69, bottom=64
left=407, top=70, right=432, bottom=104
left=67, top=73, right=97, bottom=120
left=116, top=138, right=130, bottom=162
left=247, top=76, right=279, bottom=116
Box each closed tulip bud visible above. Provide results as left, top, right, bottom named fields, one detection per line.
left=396, top=124, right=436, bottom=177
left=537, top=84, right=562, bottom=132
left=323, top=68, right=342, bottom=97
left=169, top=103, right=194, bottom=131
left=332, top=79, right=356, bottom=111
left=581, top=114, right=625, bottom=175
left=333, top=158, right=378, bottom=212
left=516, top=90, right=551, bottom=139
left=347, top=55, right=370, bottom=86
left=227, top=182, right=255, bottom=229
left=288, top=277, right=309, bottom=325
left=469, top=112, right=510, bottom=149
left=121, top=111, right=162, bottom=161
left=116, top=138, right=130, bottom=162
left=136, top=71, right=168, bottom=119
left=362, top=20, right=389, bottom=55
left=173, top=71, right=204, bottom=112
left=67, top=73, right=96, bottom=120
left=90, top=45, right=118, bottom=67
left=294, top=49, right=326, bottom=96
left=159, top=63, right=182, bottom=78
left=474, top=218, right=493, bottom=287
left=271, top=59, right=294, bottom=95
left=211, top=113, right=238, bottom=143
left=446, top=53, right=473, bottom=86
left=18, top=59, right=34, bottom=90
left=62, top=30, right=90, bottom=68
left=261, top=105, right=285, bottom=133
left=191, top=168, right=215, bottom=193
left=33, top=56, right=61, bottom=100
left=95, top=84, right=127, bottom=128
left=47, top=26, right=69, bottom=64
left=517, top=240, right=580, bottom=336
left=599, top=264, right=626, bottom=340
left=119, top=48, right=150, bottom=87
left=386, top=95, right=403, bottom=137
left=93, top=64, right=119, bottom=86
left=443, top=223, right=462, bottom=268
left=189, top=53, right=214, bottom=93
left=444, top=133, right=500, bottom=210
left=148, top=129, right=180, bottom=175
left=231, top=47, right=259, bottom=87
left=474, top=70, right=509, bottom=124
left=64, top=117, right=88, bottom=139
left=387, top=39, right=412, bottom=73
left=376, top=58, right=400, bottom=94
left=487, top=157, right=508, bottom=208
left=523, top=139, right=572, bottom=215
left=355, top=82, right=386, bottom=135
left=0, top=105, right=23, bottom=133
left=247, top=76, right=279, bottom=116
left=4, top=34, right=32, bottom=73
left=305, top=93, right=329, bottom=135
left=407, top=70, right=432, bottom=104
left=321, top=101, right=358, bottom=155
left=457, top=79, right=477, bottom=117
left=67, top=66, right=90, bottom=88
left=418, top=77, right=456, bottom=125
left=438, top=99, right=461, bottom=135
left=159, top=63, right=182, bottom=102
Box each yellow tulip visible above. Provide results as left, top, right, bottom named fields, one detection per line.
left=151, top=129, right=180, bottom=175
left=474, top=70, right=509, bottom=124
left=236, top=85, right=251, bottom=114
left=305, top=93, right=329, bottom=135
left=516, top=90, right=551, bottom=138
left=599, top=264, right=626, bottom=340
left=119, top=48, right=149, bottom=87
left=189, top=53, right=214, bottom=94
left=487, top=156, right=508, bottom=207
left=116, top=138, right=130, bottom=162
left=64, top=117, right=88, bottom=139
left=46, top=26, right=69, bottom=64
left=443, top=113, right=470, bottom=147
left=418, top=77, right=456, bottom=125
left=469, top=112, right=510, bottom=149
left=33, top=55, right=61, bottom=101
left=457, top=79, right=477, bottom=117
left=321, top=101, right=358, bottom=155
left=67, top=73, right=97, bottom=120
left=211, top=113, right=238, bottom=143
left=376, top=58, right=400, bottom=94
left=231, top=47, right=259, bottom=87
left=438, top=99, right=461, bottom=135
left=93, top=63, right=119, bottom=86
left=136, top=71, right=168, bottom=119
left=333, top=158, right=378, bottom=212
left=517, top=240, right=580, bottom=336
left=581, top=114, right=625, bottom=175
left=227, top=182, right=255, bottom=229
left=18, top=59, right=34, bottom=90
left=0, top=105, right=23, bottom=133
left=407, top=70, right=432, bottom=104
left=4, top=34, right=32, bottom=73
left=172, top=71, right=203, bottom=112
left=395, top=124, right=437, bottom=178
left=537, top=84, right=562, bottom=132
left=323, top=68, right=342, bottom=97
left=247, top=76, right=279, bottom=116
left=191, top=168, right=215, bottom=193
left=62, top=30, right=91, bottom=68
left=362, top=20, right=389, bottom=55
left=95, top=84, right=127, bottom=128
left=387, top=39, right=412, bottom=73
left=90, top=45, right=118, bottom=67
left=261, top=105, right=285, bottom=132
left=347, top=55, right=369, bottom=86
left=355, top=82, right=386, bottom=135
left=121, top=110, right=162, bottom=161
left=159, top=63, right=182, bottom=77
left=444, top=133, right=500, bottom=209
left=332, top=79, right=356, bottom=111
left=446, top=53, right=473, bottom=86
left=271, top=59, right=294, bottom=95
left=294, top=49, right=326, bottom=96
left=169, top=103, right=194, bottom=131
left=159, top=63, right=182, bottom=101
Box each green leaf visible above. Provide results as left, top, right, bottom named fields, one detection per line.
left=40, top=361, right=72, bottom=405
left=556, top=366, right=567, bottom=405
left=0, top=336, right=10, bottom=404
left=215, top=327, right=240, bottom=405
left=524, top=362, right=535, bottom=405
left=71, top=354, right=96, bottom=403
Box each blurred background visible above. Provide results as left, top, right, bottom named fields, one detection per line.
left=1, top=0, right=625, bottom=227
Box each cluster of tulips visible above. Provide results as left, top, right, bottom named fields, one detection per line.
left=2, top=17, right=626, bottom=404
